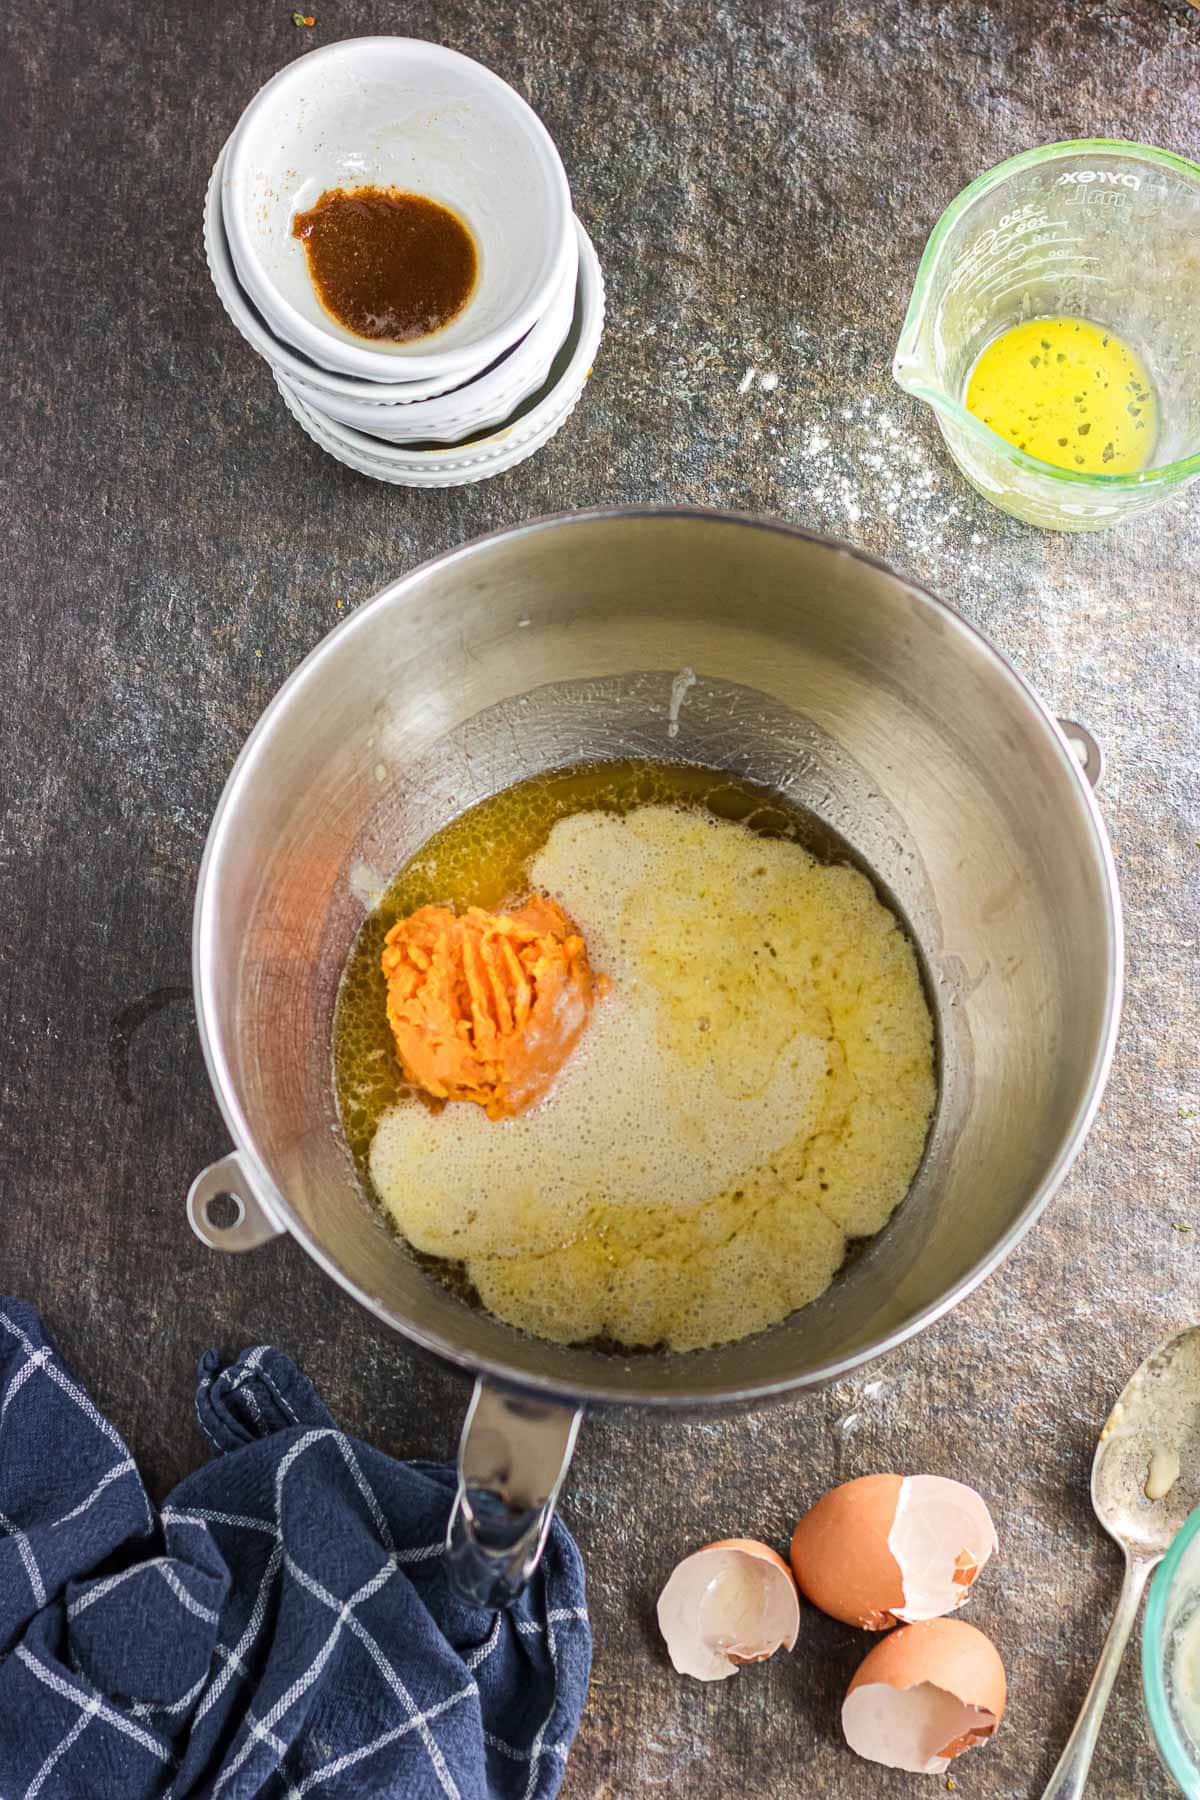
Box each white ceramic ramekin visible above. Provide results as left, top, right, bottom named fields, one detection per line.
left=295, top=225, right=579, bottom=442
left=205, top=147, right=477, bottom=404
left=222, top=37, right=573, bottom=384
left=205, top=142, right=580, bottom=432
left=274, top=220, right=604, bottom=486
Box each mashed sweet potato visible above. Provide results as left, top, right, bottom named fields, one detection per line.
left=380, top=895, right=599, bottom=1119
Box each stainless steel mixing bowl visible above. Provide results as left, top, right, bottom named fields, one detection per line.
left=188, top=507, right=1121, bottom=1601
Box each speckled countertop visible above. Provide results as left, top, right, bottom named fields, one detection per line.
left=4, top=1, right=1200, bottom=1794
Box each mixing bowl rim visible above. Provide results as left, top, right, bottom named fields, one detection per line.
left=192, top=505, right=1123, bottom=1407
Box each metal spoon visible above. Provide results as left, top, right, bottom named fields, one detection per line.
left=1043, top=1324, right=1200, bottom=1798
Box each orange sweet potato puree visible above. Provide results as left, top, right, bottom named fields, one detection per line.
left=380, top=895, right=601, bottom=1119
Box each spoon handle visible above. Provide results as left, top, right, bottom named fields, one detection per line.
left=1041, top=1555, right=1156, bottom=1800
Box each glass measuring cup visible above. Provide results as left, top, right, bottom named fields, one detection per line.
left=893, top=140, right=1200, bottom=531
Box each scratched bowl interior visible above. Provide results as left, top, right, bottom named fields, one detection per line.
left=222, top=36, right=573, bottom=381
left=194, top=511, right=1120, bottom=1405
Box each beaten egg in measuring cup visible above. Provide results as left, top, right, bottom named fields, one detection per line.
left=965, top=317, right=1158, bottom=475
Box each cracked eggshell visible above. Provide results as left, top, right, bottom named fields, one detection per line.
left=790, top=1474, right=904, bottom=1629
left=657, top=1538, right=800, bottom=1681
left=842, top=1618, right=1007, bottom=1774
left=789, top=1473, right=997, bottom=1629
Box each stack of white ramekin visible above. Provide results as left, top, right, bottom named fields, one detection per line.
left=205, top=37, right=604, bottom=487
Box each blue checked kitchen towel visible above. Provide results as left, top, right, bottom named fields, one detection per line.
left=0, top=1301, right=591, bottom=1798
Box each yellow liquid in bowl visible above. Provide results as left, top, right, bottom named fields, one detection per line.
left=965, top=317, right=1157, bottom=475
left=334, top=763, right=936, bottom=1353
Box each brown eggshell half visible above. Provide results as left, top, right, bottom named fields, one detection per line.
left=790, top=1473, right=905, bottom=1628
left=842, top=1618, right=1007, bottom=1774
left=657, top=1537, right=800, bottom=1682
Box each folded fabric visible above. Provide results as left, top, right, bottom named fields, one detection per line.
left=0, top=1301, right=590, bottom=1798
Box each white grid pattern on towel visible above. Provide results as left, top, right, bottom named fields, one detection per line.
left=292, top=1684, right=478, bottom=1797
left=50, top=1457, right=138, bottom=1531
left=181, top=1429, right=462, bottom=1800
left=1, top=1344, right=50, bottom=1422
left=193, top=1539, right=285, bottom=1724
left=176, top=1467, right=583, bottom=1795
left=2, top=1330, right=589, bottom=1800
left=130, top=1668, right=210, bottom=1722
left=278, top=1546, right=461, bottom=1799
left=22, top=1693, right=99, bottom=1799
left=66, top=1556, right=218, bottom=1625
left=162, top=1505, right=278, bottom=1537
left=157, top=1560, right=220, bottom=1624
left=521, top=1607, right=557, bottom=1800
left=0, top=1309, right=153, bottom=1538
left=464, top=1614, right=503, bottom=1673
left=15, top=1646, right=173, bottom=1766
left=0, top=1507, right=47, bottom=1607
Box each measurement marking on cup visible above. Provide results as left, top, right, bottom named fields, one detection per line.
left=1067, top=190, right=1130, bottom=210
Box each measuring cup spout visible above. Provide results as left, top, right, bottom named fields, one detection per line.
left=892, top=274, right=957, bottom=421
left=890, top=327, right=944, bottom=410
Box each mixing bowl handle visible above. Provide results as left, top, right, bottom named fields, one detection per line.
left=187, top=1153, right=286, bottom=1251
left=445, top=1378, right=583, bottom=1608
left=1057, top=719, right=1104, bottom=790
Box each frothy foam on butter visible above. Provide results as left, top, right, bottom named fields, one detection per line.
left=370, top=805, right=935, bottom=1352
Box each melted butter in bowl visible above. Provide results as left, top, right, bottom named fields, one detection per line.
left=335, top=764, right=936, bottom=1355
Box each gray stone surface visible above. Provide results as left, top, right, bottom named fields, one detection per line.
left=3, top=0, right=1200, bottom=1793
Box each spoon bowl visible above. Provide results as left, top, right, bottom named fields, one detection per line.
left=1093, top=1326, right=1200, bottom=1558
